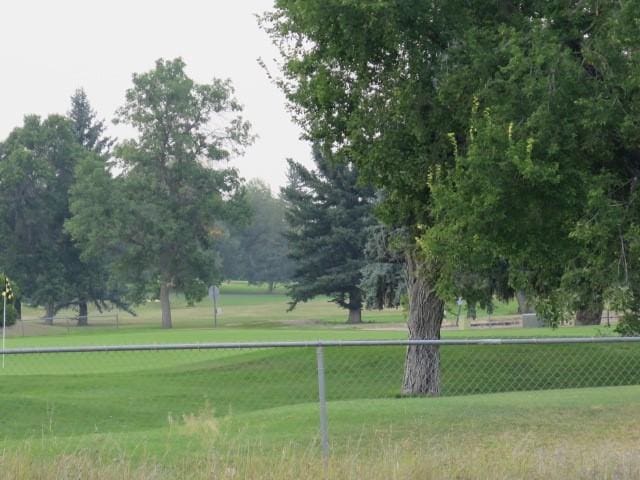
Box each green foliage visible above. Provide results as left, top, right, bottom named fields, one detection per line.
left=0, top=91, right=126, bottom=322
left=265, top=1, right=640, bottom=334
left=420, top=3, right=640, bottom=325
left=0, top=114, right=81, bottom=312
left=68, top=88, right=114, bottom=156
left=359, top=224, right=406, bottom=310
left=67, top=58, right=253, bottom=327
left=219, top=179, right=293, bottom=288
left=263, top=0, right=462, bottom=232
left=282, top=146, right=375, bottom=317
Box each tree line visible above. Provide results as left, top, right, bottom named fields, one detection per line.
left=0, top=57, right=400, bottom=328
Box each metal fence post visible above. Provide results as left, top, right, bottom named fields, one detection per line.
left=316, top=345, right=330, bottom=465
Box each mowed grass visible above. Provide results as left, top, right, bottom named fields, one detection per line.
left=2, top=282, right=637, bottom=477
left=16, top=280, right=522, bottom=333
left=2, top=341, right=639, bottom=445
left=10, top=280, right=614, bottom=346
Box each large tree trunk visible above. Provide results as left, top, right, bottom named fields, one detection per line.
left=575, top=301, right=603, bottom=326
left=347, top=308, right=362, bottom=324
left=346, top=291, right=363, bottom=324
left=516, top=290, right=534, bottom=314
left=160, top=283, right=172, bottom=329
left=44, top=303, right=55, bottom=325
left=402, top=252, right=445, bottom=396
left=466, top=303, right=477, bottom=320
left=15, top=298, right=21, bottom=320
left=77, top=301, right=88, bottom=326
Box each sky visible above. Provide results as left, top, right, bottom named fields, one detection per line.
left=0, top=0, right=311, bottom=190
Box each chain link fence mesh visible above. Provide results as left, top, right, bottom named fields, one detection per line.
left=1, top=338, right=639, bottom=455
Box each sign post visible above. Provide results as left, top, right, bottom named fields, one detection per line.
left=208, top=285, right=220, bottom=328
left=455, top=297, right=464, bottom=327
left=2, top=291, right=5, bottom=368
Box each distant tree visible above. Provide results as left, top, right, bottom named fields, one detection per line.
left=67, top=58, right=253, bottom=328
left=221, top=179, right=292, bottom=290
left=68, top=88, right=115, bottom=156
left=0, top=111, right=128, bottom=325
left=65, top=89, right=128, bottom=325
left=0, top=115, right=79, bottom=321
left=282, top=146, right=375, bottom=323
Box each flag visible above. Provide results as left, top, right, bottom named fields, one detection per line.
left=1, top=275, right=14, bottom=301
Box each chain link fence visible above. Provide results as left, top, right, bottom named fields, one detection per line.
left=1, top=338, right=640, bottom=460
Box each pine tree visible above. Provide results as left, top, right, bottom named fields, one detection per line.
left=68, top=88, right=114, bottom=156
left=282, top=146, right=375, bottom=323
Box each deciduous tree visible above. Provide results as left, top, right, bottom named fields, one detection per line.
left=220, top=179, right=292, bottom=290
left=67, top=58, right=253, bottom=328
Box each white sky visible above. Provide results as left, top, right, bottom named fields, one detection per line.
left=0, top=0, right=311, bottom=190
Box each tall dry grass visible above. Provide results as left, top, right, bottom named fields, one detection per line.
left=2, top=433, right=640, bottom=479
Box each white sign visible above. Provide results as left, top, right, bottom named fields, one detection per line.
left=208, top=285, right=220, bottom=300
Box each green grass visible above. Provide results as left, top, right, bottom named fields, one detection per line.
left=1, top=340, right=639, bottom=446
left=2, top=385, right=640, bottom=479
left=17, top=280, right=521, bottom=332
left=2, top=284, right=636, bottom=477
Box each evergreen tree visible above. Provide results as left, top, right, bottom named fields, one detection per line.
left=359, top=223, right=406, bottom=310
left=65, top=89, right=128, bottom=324
left=282, top=146, right=375, bottom=324
left=68, top=88, right=114, bottom=156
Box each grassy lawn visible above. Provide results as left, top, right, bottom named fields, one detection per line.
left=16, top=280, right=523, bottom=332
left=2, top=385, right=640, bottom=478
left=10, top=280, right=615, bottom=345
left=1, top=283, right=636, bottom=478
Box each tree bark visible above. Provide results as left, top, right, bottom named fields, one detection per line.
left=77, top=301, right=88, bottom=326
left=15, top=298, right=21, bottom=320
left=466, top=303, right=477, bottom=320
left=402, top=252, right=445, bottom=396
left=347, top=308, right=362, bottom=324
left=575, top=302, right=603, bottom=326
left=160, top=282, right=172, bottom=329
left=44, top=303, right=55, bottom=325
left=516, top=290, right=534, bottom=314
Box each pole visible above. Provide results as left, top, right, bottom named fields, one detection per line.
left=2, top=293, right=6, bottom=368
left=316, top=346, right=330, bottom=467
left=213, top=294, right=217, bottom=328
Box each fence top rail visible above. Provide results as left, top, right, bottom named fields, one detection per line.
left=2, top=336, right=640, bottom=354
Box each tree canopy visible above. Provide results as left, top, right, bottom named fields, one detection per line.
left=220, top=179, right=293, bottom=289
left=423, top=2, right=640, bottom=332
left=0, top=114, right=81, bottom=320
